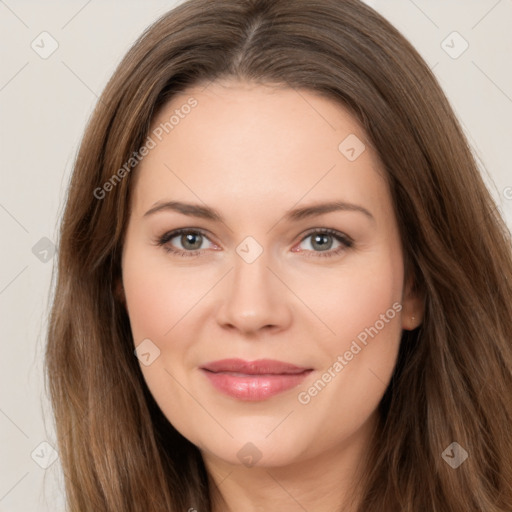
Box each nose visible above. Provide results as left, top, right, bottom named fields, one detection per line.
left=215, top=249, right=293, bottom=336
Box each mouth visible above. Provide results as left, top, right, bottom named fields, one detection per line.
left=200, top=358, right=313, bottom=401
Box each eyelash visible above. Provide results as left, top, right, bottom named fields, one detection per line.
left=154, top=227, right=354, bottom=259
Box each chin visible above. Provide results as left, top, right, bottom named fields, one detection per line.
left=196, top=428, right=310, bottom=469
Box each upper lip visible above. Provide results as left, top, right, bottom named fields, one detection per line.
left=200, top=358, right=312, bottom=375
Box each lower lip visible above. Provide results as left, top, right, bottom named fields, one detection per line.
left=201, top=369, right=312, bottom=401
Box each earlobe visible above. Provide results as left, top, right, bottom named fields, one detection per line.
left=402, top=312, right=422, bottom=331
left=114, top=279, right=126, bottom=305
left=401, top=274, right=425, bottom=331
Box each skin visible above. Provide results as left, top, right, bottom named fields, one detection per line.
left=120, top=79, right=423, bottom=512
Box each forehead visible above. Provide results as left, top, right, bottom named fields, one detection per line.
left=131, top=80, right=388, bottom=220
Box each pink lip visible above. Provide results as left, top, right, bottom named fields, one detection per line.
left=200, top=358, right=313, bottom=401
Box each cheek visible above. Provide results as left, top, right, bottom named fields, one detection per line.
left=297, top=248, right=403, bottom=350
left=123, top=270, right=168, bottom=344
left=121, top=251, right=209, bottom=442
left=122, top=251, right=204, bottom=344
left=294, top=247, right=404, bottom=422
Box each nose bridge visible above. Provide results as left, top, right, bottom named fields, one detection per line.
left=216, top=240, right=291, bottom=333
left=232, top=248, right=273, bottom=299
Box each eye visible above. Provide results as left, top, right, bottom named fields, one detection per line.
left=293, top=228, right=353, bottom=258
left=155, top=227, right=353, bottom=258
left=155, top=228, right=218, bottom=257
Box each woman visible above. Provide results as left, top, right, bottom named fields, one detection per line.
left=45, top=0, right=512, bottom=510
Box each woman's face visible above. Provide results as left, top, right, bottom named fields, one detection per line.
left=121, top=79, right=422, bottom=471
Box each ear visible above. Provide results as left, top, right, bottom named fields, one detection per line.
left=114, top=278, right=126, bottom=305
left=401, top=272, right=424, bottom=331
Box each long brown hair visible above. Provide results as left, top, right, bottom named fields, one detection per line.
left=45, top=0, right=512, bottom=510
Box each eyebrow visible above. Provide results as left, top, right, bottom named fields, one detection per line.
left=143, top=200, right=374, bottom=223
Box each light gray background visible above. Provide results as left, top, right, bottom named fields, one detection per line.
left=1, top=1, right=511, bottom=510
